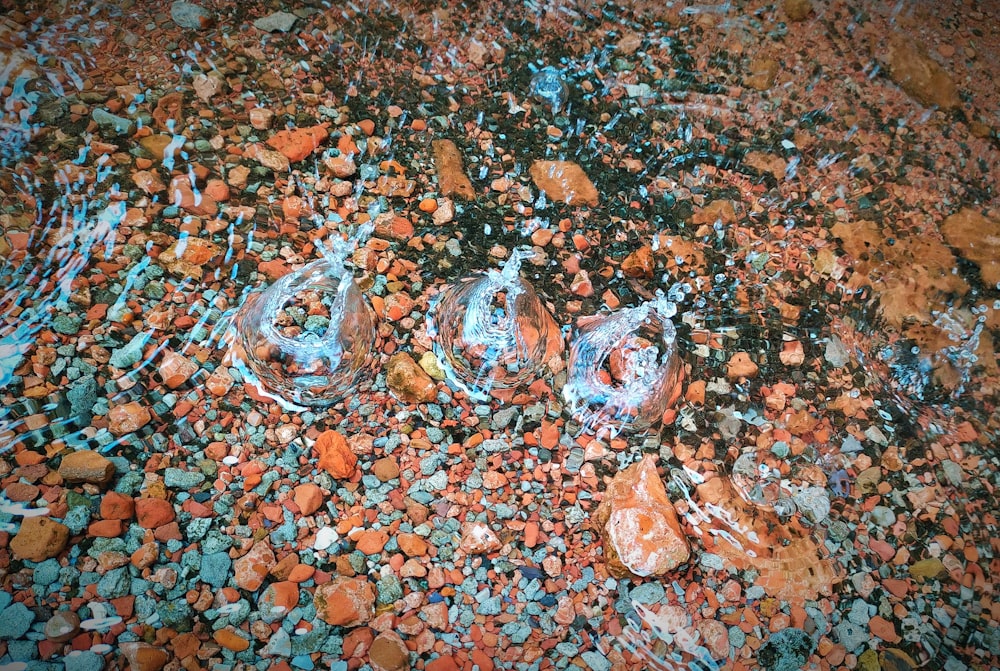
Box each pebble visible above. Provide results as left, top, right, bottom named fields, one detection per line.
left=314, top=430, right=358, bottom=479
left=170, top=0, right=213, bottom=29
left=64, top=650, right=106, bottom=671
left=233, top=541, right=276, bottom=591
left=385, top=353, right=438, bottom=403
left=528, top=160, right=598, bottom=206
left=253, top=11, right=297, bottom=32
left=0, top=602, right=35, bottom=641
left=163, top=467, right=206, bottom=489
left=314, top=577, right=376, bottom=626
left=119, top=642, right=170, bottom=671
left=10, top=517, right=69, bottom=561
left=369, top=631, right=410, bottom=671
left=594, top=455, right=689, bottom=578
left=107, top=401, right=152, bottom=436
left=135, top=498, right=175, bottom=529
left=431, top=140, right=476, bottom=200
left=59, top=449, right=116, bottom=485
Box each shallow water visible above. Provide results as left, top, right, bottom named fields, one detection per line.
left=1, top=0, right=999, bottom=670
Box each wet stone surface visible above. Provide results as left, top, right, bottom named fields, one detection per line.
left=0, top=0, right=999, bottom=670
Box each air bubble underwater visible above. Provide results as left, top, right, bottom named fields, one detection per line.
left=427, top=247, right=562, bottom=402
left=229, top=223, right=377, bottom=409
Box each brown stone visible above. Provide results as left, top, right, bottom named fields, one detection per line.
left=245, top=144, right=290, bottom=172
left=594, top=454, right=690, bottom=578
left=909, top=558, right=948, bottom=582
left=139, top=134, right=176, bottom=161
left=369, top=631, right=410, bottom=671
left=152, top=92, right=183, bottom=131
left=57, top=450, right=115, bottom=486
left=385, top=353, right=437, bottom=403
left=120, top=642, right=170, bottom=671
left=372, top=457, right=400, bottom=482
left=4, top=482, right=39, bottom=502
left=158, top=350, right=199, bottom=389
left=107, top=401, right=152, bottom=436
left=940, top=208, right=1000, bottom=286
left=11, top=516, right=70, bottom=561
left=293, top=483, right=324, bottom=515
left=44, top=611, right=81, bottom=643
left=528, top=160, right=598, bottom=207
left=621, top=245, right=654, bottom=279
left=314, top=576, right=376, bottom=627
left=133, top=169, right=166, bottom=194
left=886, top=32, right=960, bottom=109
left=783, top=0, right=812, bottom=21
left=213, top=628, right=250, bottom=652
left=692, top=200, right=737, bottom=226
left=431, top=139, right=475, bottom=200
left=745, top=57, right=779, bottom=90
left=136, top=498, right=175, bottom=529
left=314, top=430, right=358, bottom=479
left=233, top=541, right=276, bottom=591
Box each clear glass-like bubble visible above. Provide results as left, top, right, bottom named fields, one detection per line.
left=427, top=248, right=562, bottom=400
left=529, top=65, right=569, bottom=113
left=231, top=226, right=376, bottom=408
left=563, top=294, right=683, bottom=437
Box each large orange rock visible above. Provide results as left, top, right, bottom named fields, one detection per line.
left=528, top=160, right=598, bottom=207
left=158, top=350, right=199, bottom=389
left=314, top=576, right=376, bottom=627
left=11, top=517, right=70, bottom=561
left=58, top=450, right=115, bottom=486
left=431, top=139, right=475, bottom=200
left=233, top=541, right=276, bottom=592
left=266, top=124, right=329, bottom=162
left=107, top=401, right=151, bottom=436
left=136, top=498, right=175, bottom=529
left=314, top=430, right=357, bottom=479
left=119, top=642, right=170, bottom=671
left=594, top=454, right=690, bottom=578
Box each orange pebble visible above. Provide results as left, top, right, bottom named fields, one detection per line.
left=418, top=197, right=438, bottom=213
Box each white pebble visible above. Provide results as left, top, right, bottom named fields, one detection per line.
left=314, top=526, right=339, bottom=550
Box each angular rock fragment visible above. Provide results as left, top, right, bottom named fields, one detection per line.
left=11, top=517, right=70, bottom=562
left=385, top=353, right=437, bottom=403
left=107, top=401, right=152, bottom=436
left=314, top=429, right=358, bottom=479
left=266, top=125, right=329, bottom=163
left=529, top=160, right=598, bottom=206
left=886, top=33, right=960, bottom=109
left=432, top=140, right=476, bottom=200
left=314, top=576, right=376, bottom=627
left=58, top=450, right=115, bottom=486
left=593, top=455, right=689, bottom=578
